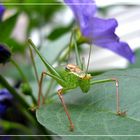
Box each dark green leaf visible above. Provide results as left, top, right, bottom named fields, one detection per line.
left=0, top=13, right=25, bottom=52
left=36, top=68, right=140, bottom=137
left=0, top=13, right=18, bottom=40
left=4, top=38, right=25, bottom=52
left=48, top=22, right=74, bottom=40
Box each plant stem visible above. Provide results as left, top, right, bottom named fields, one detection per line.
left=10, top=58, right=36, bottom=105
left=0, top=75, right=49, bottom=135
left=0, top=74, right=36, bottom=124
left=10, top=58, right=28, bottom=83
left=0, top=120, right=33, bottom=134
left=0, top=74, right=29, bottom=108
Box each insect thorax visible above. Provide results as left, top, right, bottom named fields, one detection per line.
left=64, top=64, right=92, bottom=93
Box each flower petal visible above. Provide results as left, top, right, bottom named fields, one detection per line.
left=64, top=0, right=96, bottom=29
left=82, top=17, right=135, bottom=63
left=0, top=104, right=7, bottom=115
left=0, top=89, right=13, bottom=101
left=0, top=5, right=5, bottom=21
left=0, top=89, right=13, bottom=116
left=96, top=41, right=135, bottom=63
left=83, top=17, right=118, bottom=39
left=64, top=0, right=135, bottom=63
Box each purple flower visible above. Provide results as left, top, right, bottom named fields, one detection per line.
left=64, top=0, right=135, bottom=63
left=0, top=5, right=5, bottom=21
left=0, top=44, right=11, bottom=64
left=0, top=89, right=13, bottom=117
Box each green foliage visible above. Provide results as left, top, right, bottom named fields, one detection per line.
left=21, top=83, right=32, bottom=95
left=0, top=13, right=25, bottom=52
left=36, top=68, right=140, bottom=136
left=48, top=21, right=74, bottom=40
left=24, top=4, right=62, bottom=30
left=0, top=14, right=18, bottom=39
left=1, top=1, right=140, bottom=138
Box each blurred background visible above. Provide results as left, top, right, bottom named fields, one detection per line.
left=0, top=0, right=140, bottom=138
left=1, top=0, right=140, bottom=72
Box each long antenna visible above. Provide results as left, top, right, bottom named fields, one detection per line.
left=73, top=32, right=82, bottom=69
left=86, top=44, right=92, bottom=73
left=66, top=31, right=74, bottom=64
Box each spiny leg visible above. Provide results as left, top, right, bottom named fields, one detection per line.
left=37, top=71, right=47, bottom=107
left=111, top=78, right=126, bottom=115
left=91, top=78, right=126, bottom=116
left=57, top=89, right=74, bottom=131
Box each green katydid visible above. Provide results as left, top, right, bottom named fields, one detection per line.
left=28, top=32, right=125, bottom=131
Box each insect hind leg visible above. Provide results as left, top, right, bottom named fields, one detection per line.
left=111, top=78, right=126, bottom=116
left=57, top=89, right=74, bottom=131
left=37, top=71, right=47, bottom=107
left=90, top=78, right=126, bottom=116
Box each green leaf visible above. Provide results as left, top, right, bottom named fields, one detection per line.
left=0, top=13, right=25, bottom=52
left=0, top=120, right=32, bottom=134
left=48, top=21, right=74, bottom=40
left=0, top=13, right=18, bottom=40
left=4, top=38, right=25, bottom=52
left=36, top=68, right=140, bottom=137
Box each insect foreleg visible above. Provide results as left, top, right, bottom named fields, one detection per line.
left=38, top=71, right=46, bottom=107
left=57, top=89, right=74, bottom=131
left=29, top=45, right=39, bottom=85
left=90, top=78, right=126, bottom=116
left=38, top=70, right=62, bottom=107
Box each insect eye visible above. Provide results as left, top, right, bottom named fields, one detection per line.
left=65, top=67, right=70, bottom=72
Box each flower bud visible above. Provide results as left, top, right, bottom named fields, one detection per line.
left=0, top=44, right=11, bottom=64
left=21, top=83, right=32, bottom=95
